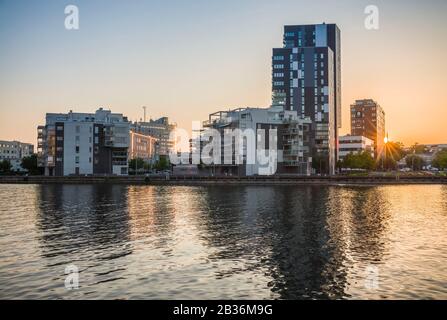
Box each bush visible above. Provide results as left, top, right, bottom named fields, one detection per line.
left=0, top=159, right=12, bottom=174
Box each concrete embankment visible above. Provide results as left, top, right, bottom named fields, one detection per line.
left=0, top=175, right=446, bottom=186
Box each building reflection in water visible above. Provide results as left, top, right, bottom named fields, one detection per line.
left=21, top=184, right=443, bottom=299
left=191, top=185, right=391, bottom=299
left=35, top=184, right=132, bottom=297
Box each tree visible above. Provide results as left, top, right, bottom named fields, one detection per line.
left=387, top=141, right=406, bottom=161
left=0, top=160, right=12, bottom=174
left=341, top=151, right=375, bottom=171
left=143, top=162, right=152, bottom=171
left=410, top=143, right=426, bottom=154
left=336, top=159, right=344, bottom=171
left=405, top=154, right=425, bottom=171
left=432, top=150, right=447, bottom=170
left=21, top=154, right=40, bottom=175
left=312, top=154, right=329, bottom=174
left=128, top=158, right=145, bottom=174
left=155, top=156, right=170, bottom=171
left=382, top=156, right=397, bottom=171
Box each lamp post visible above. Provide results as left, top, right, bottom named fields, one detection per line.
left=383, top=133, right=389, bottom=171
left=142, top=106, right=147, bottom=123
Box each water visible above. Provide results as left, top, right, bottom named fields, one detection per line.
left=0, top=184, right=446, bottom=300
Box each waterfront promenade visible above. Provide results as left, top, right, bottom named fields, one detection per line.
left=0, top=174, right=446, bottom=185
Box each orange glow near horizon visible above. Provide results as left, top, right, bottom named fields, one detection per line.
left=0, top=1, right=446, bottom=147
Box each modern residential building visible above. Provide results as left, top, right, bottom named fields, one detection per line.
left=338, top=135, right=374, bottom=160
left=350, top=99, right=385, bottom=159
left=0, top=140, right=34, bottom=171
left=37, top=108, right=130, bottom=176
left=272, top=23, right=341, bottom=175
left=201, top=105, right=312, bottom=176
left=131, top=117, right=176, bottom=156
left=129, top=130, right=158, bottom=162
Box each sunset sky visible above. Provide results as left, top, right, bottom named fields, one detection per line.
left=0, top=0, right=446, bottom=146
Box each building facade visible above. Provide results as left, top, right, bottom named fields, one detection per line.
left=131, top=117, right=176, bottom=156
left=37, top=108, right=130, bottom=176
left=272, top=23, right=341, bottom=175
left=350, top=99, right=385, bottom=159
left=0, top=140, right=34, bottom=171
left=129, top=130, right=157, bottom=162
left=338, top=135, right=374, bottom=160
left=201, top=106, right=312, bottom=176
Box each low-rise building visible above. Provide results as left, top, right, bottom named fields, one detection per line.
left=129, top=130, right=157, bottom=163
left=37, top=108, right=130, bottom=176
left=131, top=117, right=176, bottom=156
left=0, top=140, right=34, bottom=171
left=338, top=135, right=374, bottom=160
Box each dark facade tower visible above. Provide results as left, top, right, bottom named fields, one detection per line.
left=272, top=23, right=341, bottom=175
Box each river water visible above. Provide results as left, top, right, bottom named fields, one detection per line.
left=0, top=184, right=446, bottom=299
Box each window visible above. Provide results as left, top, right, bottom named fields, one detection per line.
left=285, top=32, right=295, bottom=37
left=273, top=73, right=284, bottom=78
left=75, top=136, right=80, bottom=142
left=284, top=40, right=294, bottom=47
left=57, top=126, right=63, bottom=131
left=273, top=64, right=284, bottom=69
left=95, top=127, right=99, bottom=134
left=75, top=156, right=79, bottom=164
left=76, top=146, right=80, bottom=153
left=273, top=56, right=284, bottom=61
left=273, top=81, right=284, bottom=86
left=75, top=125, right=80, bottom=134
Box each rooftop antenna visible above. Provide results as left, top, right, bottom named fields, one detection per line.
left=142, top=106, right=147, bottom=123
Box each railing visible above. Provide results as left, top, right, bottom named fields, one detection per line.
left=0, top=175, right=446, bottom=185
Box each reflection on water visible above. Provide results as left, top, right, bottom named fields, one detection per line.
left=0, top=184, right=446, bottom=299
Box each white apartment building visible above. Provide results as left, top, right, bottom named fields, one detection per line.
left=202, top=105, right=313, bottom=176
left=38, top=108, right=130, bottom=176
left=338, top=135, right=374, bottom=160
left=0, top=140, right=34, bottom=171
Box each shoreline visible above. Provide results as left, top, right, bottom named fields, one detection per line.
left=0, top=175, right=446, bottom=186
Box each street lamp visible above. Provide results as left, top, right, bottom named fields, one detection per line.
left=383, top=133, right=389, bottom=171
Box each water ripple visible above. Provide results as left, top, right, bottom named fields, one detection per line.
left=0, top=184, right=446, bottom=299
